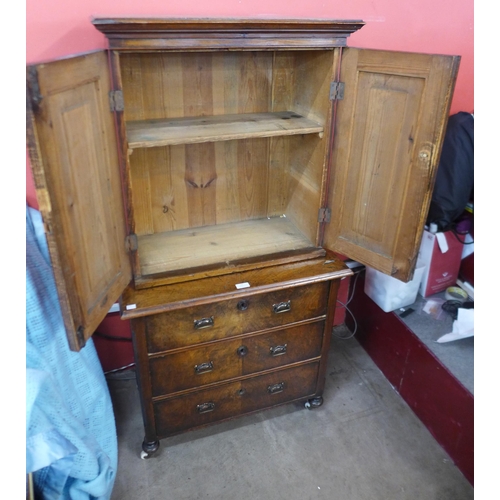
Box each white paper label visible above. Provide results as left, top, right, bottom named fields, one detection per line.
left=436, top=232, right=449, bottom=253
left=126, top=304, right=137, bottom=310
left=235, top=282, right=250, bottom=289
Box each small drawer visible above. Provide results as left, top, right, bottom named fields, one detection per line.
left=149, top=320, right=325, bottom=396
left=145, top=282, right=329, bottom=353
left=153, top=361, right=320, bottom=437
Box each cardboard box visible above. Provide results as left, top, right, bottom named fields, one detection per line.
left=418, top=229, right=464, bottom=297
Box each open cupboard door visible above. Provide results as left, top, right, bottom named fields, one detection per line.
left=324, top=48, right=460, bottom=282
left=26, top=51, right=132, bottom=352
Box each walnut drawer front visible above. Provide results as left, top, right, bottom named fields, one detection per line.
left=145, top=282, right=328, bottom=353
left=153, top=361, right=319, bottom=437
left=149, top=320, right=325, bottom=396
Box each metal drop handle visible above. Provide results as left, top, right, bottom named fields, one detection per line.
left=194, top=361, right=214, bottom=374
left=273, top=300, right=291, bottom=314
left=194, top=316, right=214, bottom=329
left=197, top=402, right=215, bottom=414
left=270, top=344, right=287, bottom=356
left=267, top=382, right=285, bottom=394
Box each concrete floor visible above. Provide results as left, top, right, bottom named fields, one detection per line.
left=106, top=325, right=473, bottom=500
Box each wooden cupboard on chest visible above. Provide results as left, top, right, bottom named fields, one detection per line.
left=26, top=18, right=459, bottom=457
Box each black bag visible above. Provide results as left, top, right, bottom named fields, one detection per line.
left=426, top=112, right=474, bottom=232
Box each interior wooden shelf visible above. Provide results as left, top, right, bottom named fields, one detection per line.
left=137, top=217, right=318, bottom=277
left=126, top=111, right=324, bottom=149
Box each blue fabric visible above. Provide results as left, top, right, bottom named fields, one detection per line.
left=26, top=206, right=118, bottom=499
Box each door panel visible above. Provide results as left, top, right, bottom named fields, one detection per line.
left=26, top=51, right=131, bottom=351
left=324, top=48, right=459, bottom=281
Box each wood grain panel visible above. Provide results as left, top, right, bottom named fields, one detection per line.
left=293, top=50, right=335, bottom=124
left=267, top=52, right=296, bottom=218
left=136, top=217, right=315, bottom=277
left=325, top=48, right=460, bottom=281
left=144, top=282, right=328, bottom=352
left=129, top=148, right=153, bottom=234
left=92, top=18, right=365, bottom=52
left=149, top=321, right=324, bottom=396
left=286, top=135, right=325, bottom=243
left=119, top=53, right=146, bottom=121
left=129, top=146, right=192, bottom=235
left=26, top=52, right=131, bottom=350
left=126, top=112, right=322, bottom=148
left=185, top=143, right=217, bottom=227
left=267, top=136, right=289, bottom=217
left=236, top=138, right=269, bottom=219
left=286, top=50, right=336, bottom=245
left=121, top=251, right=350, bottom=317
left=213, top=141, right=240, bottom=224
left=153, top=362, right=320, bottom=437
left=342, top=74, right=424, bottom=254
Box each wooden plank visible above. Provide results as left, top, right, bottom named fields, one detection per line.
left=126, top=111, right=323, bottom=148
left=286, top=135, right=325, bottom=242
left=121, top=53, right=185, bottom=121
left=267, top=53, right=295, bottom=218
left=137, top=217, right=315, bottom=276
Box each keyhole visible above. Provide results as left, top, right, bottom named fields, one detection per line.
left=237, top=299, right=249, bottom=311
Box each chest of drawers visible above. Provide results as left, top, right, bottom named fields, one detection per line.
left=27, top=18, right=458, bottom=457
left=121, top=255, right=350, bottom=456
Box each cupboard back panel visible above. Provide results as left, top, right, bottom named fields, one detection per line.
left=128, top=135, right=323, bottom=243
left=129, top=139, right=271, bottom=235
left=119, top=51, right=334, bottom=121
left=120, top=52, right=274, bottom=120
left=121, top=50, right=334, bottom=241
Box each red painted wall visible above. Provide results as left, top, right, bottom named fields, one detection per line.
left=26, top=0, right=473, bottom=208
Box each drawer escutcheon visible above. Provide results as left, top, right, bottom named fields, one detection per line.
left=236, top=299, right=249, bottom=311
left=237, top=345, right=248, bottom=357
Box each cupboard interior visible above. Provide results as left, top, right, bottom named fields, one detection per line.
left=119, top=49, right=336, bottom=280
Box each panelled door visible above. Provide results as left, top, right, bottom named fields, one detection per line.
left=26, top=51, right=131, bottom=351
left=325, top=48, right=460, bottom=281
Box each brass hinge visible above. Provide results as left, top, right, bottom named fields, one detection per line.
left=125, top=233, right=138, bottom=253
left=318, top=207, right=331, bottom=223
left=330, top=81, right=345, bottom=101
left=109, top=90, right=124, bottom=112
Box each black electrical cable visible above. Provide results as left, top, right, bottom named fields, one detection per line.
left=450, top=227, right=474, bottom=245
left=442, top=299, right=474, bottom=320
left=333, top=270, right=362, bottom=339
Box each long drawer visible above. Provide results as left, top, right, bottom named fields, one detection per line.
left=149, top=320, right=325, bottom=396
left=153, top=361, right=320, bottom=437
left=145, top=282, right=329, bottom=353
